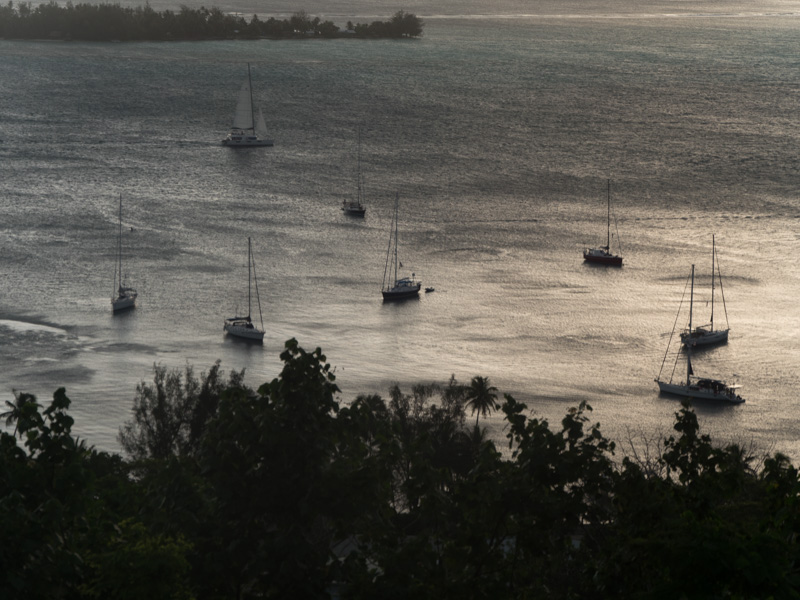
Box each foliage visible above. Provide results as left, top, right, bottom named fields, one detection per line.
left=4, top=346, right=800, bottom=598
left=81, top=519, right=194, bottom=600
left=592, top=403, right=800, bottom=599
left=464, top=375, right=499, bottom=428
left=0, top=388, right=190, bottom=599
left=118, top=360, right=245, bottom=461
left=390, top=10, right=424, bottom=37
left=197, top=339, right=345, bottom=598
left=0, top=389, right=90, bottom=597
left=0, top=2, right=424, bottom=41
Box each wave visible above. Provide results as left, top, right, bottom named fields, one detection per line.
left=0, top=319, right=69, bottom=337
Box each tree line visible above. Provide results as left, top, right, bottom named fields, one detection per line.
left=0, top=3, right=424, bottom=41
left=1, top=338, right=799, bottom=598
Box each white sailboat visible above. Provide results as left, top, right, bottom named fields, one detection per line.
left=655, top=264, right=744, bottom=404
left=382, top=192, right=421, bottom=301
left=222, top=64, right=273, bottom=147
left=112, top=195, right=137, bottom=313
left=341, top=130, right=366, bottom=216
left=583, top=179, right=623, bottom=266
left=224, top=237, right=265, bottom=342
left=680, top=234, right=730, bottom=348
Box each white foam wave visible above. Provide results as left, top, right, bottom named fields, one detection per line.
left=0, top=319, right=68, bottom=336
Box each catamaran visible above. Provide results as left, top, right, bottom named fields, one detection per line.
left=584, top=179, right=623, bottom=266
left=111, top=195, right=137, bottom=313
left=222, top=64, right=273, bottom=147
left=382, top=192, right=421, bottom=301
left=224, top=237, right=265, bottom=342
left=655, top=264, right=744, bottom=404
left=680, top=234, right=730, bottom=348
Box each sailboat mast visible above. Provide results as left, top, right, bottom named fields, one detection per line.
left=247, top=63, right=255, bottom=134
left=710, top=234, right=716, bottom=332
left=357, top=129, right=362, bottom=205
left=117, top=194, right=123, bottom=292
left=689, top=263, right=694, bottom=333
left=606, top=179, right=611, bottom=249
left=247, top=237, right=252, bottom=320
left=394, top=193, right=399, bottom=284
left=688, top=264, right=695, bottom=383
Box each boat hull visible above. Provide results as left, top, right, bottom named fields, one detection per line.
left=656, top=379, right=744, bottom=404
left=223, top=137, right=273, bottom=147
left=583, top=250, right=623, bottom=266
left=382, top=283, right=421, bottom=301
left=342, top=205, right=366, bottom=217
left=681, top=328, right=729, bottom=348
left=112, top=293, right=137, bottom=312
left=224, top=322, right=264, bottom=342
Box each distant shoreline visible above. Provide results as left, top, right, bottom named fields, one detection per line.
left=0, top=3, right=424, bottom=42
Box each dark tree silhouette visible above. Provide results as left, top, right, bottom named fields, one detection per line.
left=5, top=343, right=800, bottom=599
left=1, top=391, right=40, bottom=435
left=465, top=375, right=499, bottom=428
left=0, top=3, right=424, bottom=41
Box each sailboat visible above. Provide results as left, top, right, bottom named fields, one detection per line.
left=224, top=237, right=265, bottom=342
left=382, top=192, right=421, bottom=301
left=222, top=64, right=273, bottom=147
left=583, top=179, right=623, bottom=266
left=341, top=130, right=366, bottom=216
left=655, top=265, right=744, bottom=404
left=111, top=195, right=137, bottom=313
left=680, top=234, right=730, bottom=348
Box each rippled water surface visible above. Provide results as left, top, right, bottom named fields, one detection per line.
left=1, top=2, right=799, bottom=456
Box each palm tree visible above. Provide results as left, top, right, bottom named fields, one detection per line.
left=1, top=391, right=39, bottom=435
left=465, top=376, right=498, bottom=428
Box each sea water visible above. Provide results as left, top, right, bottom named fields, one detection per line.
left=0, top=0, right=799, bottom=458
